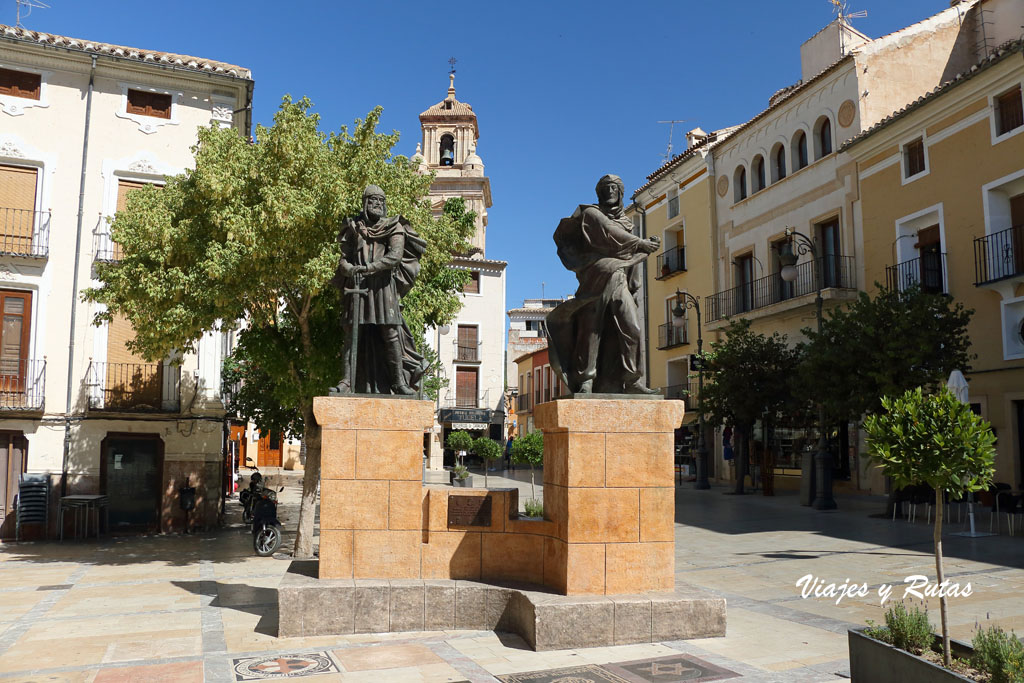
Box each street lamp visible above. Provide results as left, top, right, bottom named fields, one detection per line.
left=778, top=227, right=837, bottom=510
left=672, top=289, right=710, bottom=490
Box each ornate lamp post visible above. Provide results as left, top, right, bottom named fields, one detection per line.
left=671, top=289, right=709, bottom=490
left=778, top=228, right=836, bottom=510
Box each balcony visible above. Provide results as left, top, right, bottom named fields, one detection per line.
left=443, top=388, right=490, bottom=410
left=663, top=381, right=698, bottom=411
left=706, top=255, right=856, bottom=323
left=0, top=208, right=50, bottom=258
left=93, top=228, right=122, bottom=263
left=0, top=358, right=45, bottom=411
left=86, top=361, right=181, bottom=412
left=974, top=225, right=1024, bottom=286
left=453, top=339, right=481, bottom=363
left=886, top=253, right=947, bottom=294
left=657, top=322, right=688, bottom=349
left=516, top=394, right=531, bottom=412
left=656, top=246, right=686, bottom=280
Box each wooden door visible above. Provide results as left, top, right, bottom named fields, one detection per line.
left=455, top=367, right=478, bottom=408
left=916, top=225, right=943, bottom=293
left=817, top=219, right=840, bottom=287
left=258, top=431, right=282, bottom=467
left=0, top=431, right=27, bottom=538
left=0, top=290, right=30, bottom=401
left=457, top=325, right=478, bottom=361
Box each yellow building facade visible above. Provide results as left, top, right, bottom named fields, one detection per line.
left=844, top=40, right=1024, bottom=490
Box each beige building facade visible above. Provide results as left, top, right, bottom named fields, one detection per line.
left=0, top=25, right=251, bottom=537
left=844, top=36, right=1024, bottom=492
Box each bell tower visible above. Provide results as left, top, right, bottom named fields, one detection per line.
left=416, top=73, right=492, bottom=255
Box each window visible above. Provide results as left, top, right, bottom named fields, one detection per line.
left=816, top=218, right=841, bottom=288
left=904, top=138, right=926, bottom=178
left=534, top=368, right=541, bottom=406
left=996, top=86, right=1024, bottom=136
left=772, top=144, right=786, bottom=183
left=456, top=325, right=478, bottom=361
left=126, top=89, right=171, bottom=119
left=916, top=225, right=944, bottom=293
left=752, top=156, right=766, bottom=192
left=734, top=166, right=747, bottom=202
left=667, top=195, right=679, bottom=219
left=794, top=131, right=808, bottom=170
left=463, top=271, right=480, bottom=294
left=455, top=367, right=478, bottom=408
left=735, top=254, right=754, bottom=312
left=0, top=164, right=38, bottom=255
left=815, top=117, right=833, bottom=159
left=0, top=67, right=40, bottom=100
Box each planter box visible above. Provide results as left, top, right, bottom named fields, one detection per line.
left=452, top=477, right=472, bottom=487
left=848, top=629, right=975, bottom=682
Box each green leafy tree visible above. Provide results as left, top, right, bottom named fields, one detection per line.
left=85, top=97, right=475, bottom=557
left=446, top=430, right=474, bottom=458
left=511, top=431, right=544, bottom=500
left=699, top=319, right=804, bottom=494
left=801, top=284, right=973, bottom=423
left=472, top=437, right=502, bottom=488
left=865, top=387, right=996, bottom=668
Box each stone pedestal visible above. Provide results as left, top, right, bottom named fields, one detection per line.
left=314, top=396, right=435, bottom=580
left=535, top=398, right=685, bottom=595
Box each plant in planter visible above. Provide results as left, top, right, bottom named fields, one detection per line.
left=523, top=498, right=544, bottom=518
left=452, top=464, right=470, bottom=487
left=511, top=431, right=544, bottom=500
left=472, top=436, right=502, bottom=488
left=446, top=430, right=474, bottom=467
left=971, top=625, right=1024, bottom=683
left=864, top=387, right=996, bottom=668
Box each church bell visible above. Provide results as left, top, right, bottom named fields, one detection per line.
left=440, top=148, right=454, bottom=166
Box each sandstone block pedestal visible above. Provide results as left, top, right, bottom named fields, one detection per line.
left=535, top=397, right=685, bottom=595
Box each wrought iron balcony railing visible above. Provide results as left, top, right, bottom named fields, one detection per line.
left=93, top=229, right=123, bottom=263
left=86, top=361, right=181, bottom=412
left=657, top=322, right=688, bottom=349
left=0, top=208, right=50, bottom=257
left=886, top=253, right=947, bottom=294
left=974, top=225, right=1024, bottom=285
left=443, top=388, right=490, bottom=409
left=656, top=246, right=686, bottom=279
left=705, top=255, right=856, bottom=322
left=0, top=358, right=45, bottom=410
left=516, top=394, right=531, bottom=412
left=453, top=340, right=481, bottom=362
left=663, top=381, right=698, bottom=411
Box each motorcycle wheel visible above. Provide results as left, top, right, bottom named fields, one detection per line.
left=254, top=524, right=282, bottom=557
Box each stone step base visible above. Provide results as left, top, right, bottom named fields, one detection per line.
left=278, top=561, right=726, bottom=651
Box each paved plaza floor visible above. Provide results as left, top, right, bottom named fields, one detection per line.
left=1, top=471, right=1022, bottom=682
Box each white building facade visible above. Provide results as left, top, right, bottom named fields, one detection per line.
left=417, top=76, right=507, bottom=472
left=0, top=25, right=251, bottom=537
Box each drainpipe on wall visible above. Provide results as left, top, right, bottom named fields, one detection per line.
left=61, top=54, right=97, bottom=497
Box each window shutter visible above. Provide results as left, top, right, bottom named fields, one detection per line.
left=455, top=367, right=478, bottom=407
left=0, top=68, right=41, bottom=100
left=0, top=166, right=37, bottom=249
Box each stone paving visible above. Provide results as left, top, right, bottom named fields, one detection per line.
left=0, top=470, right=1022, bottom=682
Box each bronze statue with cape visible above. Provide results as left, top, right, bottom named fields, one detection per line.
left=332, top=185, right=429, bottom=395
left=546, top=174, right=660, bottom=394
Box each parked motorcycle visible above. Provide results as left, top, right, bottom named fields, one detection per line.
left=239, top=468, right=263, bottom=524
left=251, top=484, right=284, bottom=556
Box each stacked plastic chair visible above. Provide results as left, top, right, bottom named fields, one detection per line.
left=16, top=474, right=48, bottom=541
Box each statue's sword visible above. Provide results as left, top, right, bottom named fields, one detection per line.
left=344, top=271, right=368, bottom=392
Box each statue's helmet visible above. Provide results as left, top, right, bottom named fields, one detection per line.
left=363, top=184, right=385, bottom=200
left=595, top=174, right=625, bottom=202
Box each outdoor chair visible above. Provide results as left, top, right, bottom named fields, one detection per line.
left=995, top=491, right=1022, bottom=535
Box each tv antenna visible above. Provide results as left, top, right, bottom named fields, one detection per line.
left=657, top=120, right=687, bottom=162
left=830, top=0, right=866, bottom=56
left=15, top=0, right=49, bottom=28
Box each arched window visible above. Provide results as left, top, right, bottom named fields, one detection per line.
left=734, top=166, right=747, bottom=202
left=439, top=134, right=455, bottom=166
left=752, top=155, right=766, bottom=192
left=793, top=131, right=808, bottom=170
left=814, top=117, right=833, bottom=159
left=771, top=144, right=786, bottom=183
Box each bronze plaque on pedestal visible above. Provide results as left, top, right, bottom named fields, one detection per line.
left=447, top=495, right=492, bottom=527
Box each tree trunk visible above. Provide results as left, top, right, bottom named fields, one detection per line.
left=733, top=424, right=748, bottom=495
left=934, top=487, right=951, bottom=667
left=530, top=465, right=535, bottom=500
left=292, top=401, right=321, bottom=558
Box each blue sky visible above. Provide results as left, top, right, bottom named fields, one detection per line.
left=22, top=0, right=947, bottom=309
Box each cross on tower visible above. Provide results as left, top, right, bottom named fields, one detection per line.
left=448, top=57, right=457, bottom=75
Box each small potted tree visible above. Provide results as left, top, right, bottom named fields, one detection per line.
left=472, top=436, right=502, bottom=488
left=851, top=387, right=996, bottom=681
left=446, top=430, right=473, bottom=467
left=451, top=463, right=471, bottom=487
left=512, top=431, right=544, bottom=516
